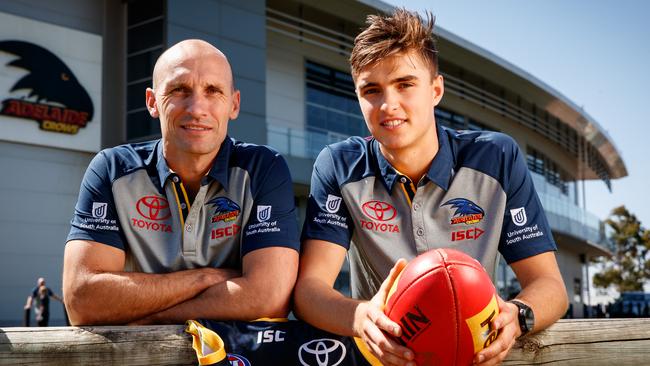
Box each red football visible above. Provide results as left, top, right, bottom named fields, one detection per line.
left=384, top=248, right=500, bottom=366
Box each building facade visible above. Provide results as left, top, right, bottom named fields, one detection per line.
left=0, top=0, right=626, bottom=325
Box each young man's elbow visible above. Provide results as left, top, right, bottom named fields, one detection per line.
left=291, top=281, right=310, bottom=319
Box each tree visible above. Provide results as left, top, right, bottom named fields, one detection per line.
left=592, top=205, right=650, bottom=292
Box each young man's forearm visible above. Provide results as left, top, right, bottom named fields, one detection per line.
left=294, top=277, right=361, bottom=336
left=515, top=274, right=568, bottom=332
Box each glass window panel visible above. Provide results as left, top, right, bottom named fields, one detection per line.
left=127, top=0, right=163, bottom=25
left=330, top=94, right=347, bottom=111
left=127, top=48, right=162, bottom=82
left=127, top=80, right=150, bottom=111
left=127, top=19, right=164, bottom=54
left=306, top=61, right=363, bottom=139
left=327, top=110, right=347, bottom=133
left=307, top=105, right=327, bottom=130
left=306, top=62, right=331, bottom=78
left=127, top=110, right=160, bottom=141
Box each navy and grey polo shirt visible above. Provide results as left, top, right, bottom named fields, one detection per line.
left=67, top=137, right=299, bottom=273
left=302, top=125, right=556, bottom=300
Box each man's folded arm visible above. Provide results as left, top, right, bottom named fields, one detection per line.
left=130, top=245, right=299, bottom=324
left=63, top=239, right=239, bottom=325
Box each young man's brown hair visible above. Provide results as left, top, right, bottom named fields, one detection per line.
left=350, top=8, right=438, bottom=80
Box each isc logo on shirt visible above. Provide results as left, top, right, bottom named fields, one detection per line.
left=256, top=329, right=285, bottom=344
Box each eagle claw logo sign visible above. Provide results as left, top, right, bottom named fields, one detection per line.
left=0, top=40, right=94, bottom=134
left=442, top=198, right=485, bottom=225
left=207, top=197, right=241, bottom=223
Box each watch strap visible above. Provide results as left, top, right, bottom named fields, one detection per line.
left=509, top=299, right=533, bottom=337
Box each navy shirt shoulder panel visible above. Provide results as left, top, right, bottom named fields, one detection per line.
left=322, top=136, right=379, bottom=190
left=100, top=140, right=158, bottom=186
left=446, top=129, right=523, bottom=194
left=229, top=139, right=300, bottom=256
left=229, top=140, right=286, bottom=195
left=67, top=148, right=131, bottom=250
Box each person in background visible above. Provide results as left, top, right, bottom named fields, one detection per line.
left=24, top=277, right=63, bottom=327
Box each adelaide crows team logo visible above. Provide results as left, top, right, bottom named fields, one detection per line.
left=0, top=40, right=94, bottom=134
left=442, top=198, right=485, bottom=225
left=207, top=197, right=241, bottom=223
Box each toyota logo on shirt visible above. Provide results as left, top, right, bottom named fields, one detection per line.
left=361, top=200, right=397, bottom=221
left=298, top=338, right=346, bottom=366
left=136, top=196, right=171, bottom=220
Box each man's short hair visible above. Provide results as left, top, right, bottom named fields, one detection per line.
left=350, top=8, right=438, bottom=80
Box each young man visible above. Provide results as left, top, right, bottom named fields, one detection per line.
left=63, top=39, right=299, bottom=325
left=296, top=9, right=568, bottom=366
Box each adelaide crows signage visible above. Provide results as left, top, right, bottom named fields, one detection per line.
left=0, top=40, right=94, bottom=134
left=0, top=12, right=101, bottom=152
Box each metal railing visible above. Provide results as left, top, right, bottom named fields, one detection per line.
left=267, top=124, right=350, bottom=159
left=530, top=173, right=605, bottom=245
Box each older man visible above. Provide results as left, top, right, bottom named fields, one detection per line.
left=63, top=39, right=299, bottom=325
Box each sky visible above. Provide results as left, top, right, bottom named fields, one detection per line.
left=385, top=0, right=650, bottom=228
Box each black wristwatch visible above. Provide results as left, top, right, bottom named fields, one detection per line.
left=509, top=300, right=535, bottom=337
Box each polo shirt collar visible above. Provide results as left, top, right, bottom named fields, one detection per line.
left=374, top=124, right=454, bottom=192
left=206, top=137, right=233, bottom=188
left=374, top=140, right=399, bottom=192
left=145, top=137, right=233, bottom=190
left=425, top=124, right=454, bottom=191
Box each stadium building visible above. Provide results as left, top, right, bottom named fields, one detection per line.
left=0, top=0, right=626, bottom=325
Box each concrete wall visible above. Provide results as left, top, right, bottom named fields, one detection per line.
left=0, top=141, right=93, bottom=325
left=266, top=32, right=305, bottom=130
left=556, top=244, right=587, bottom=318
left=0, top=0, right=102, bottom=34
left=0, top=0, right=103, bottom=326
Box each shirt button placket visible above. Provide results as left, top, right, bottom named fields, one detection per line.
left=412, top=199, right=427, bottom=252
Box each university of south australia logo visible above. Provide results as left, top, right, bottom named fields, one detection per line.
left=325, top=194, right=342, bottom=214
left=0, top=40, right=94, bottom=134
left=510, top=207, right=528, bottom=227
left=257, top=205, right=272, bottom=222
left=91, top=202, right=107, bottom=219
